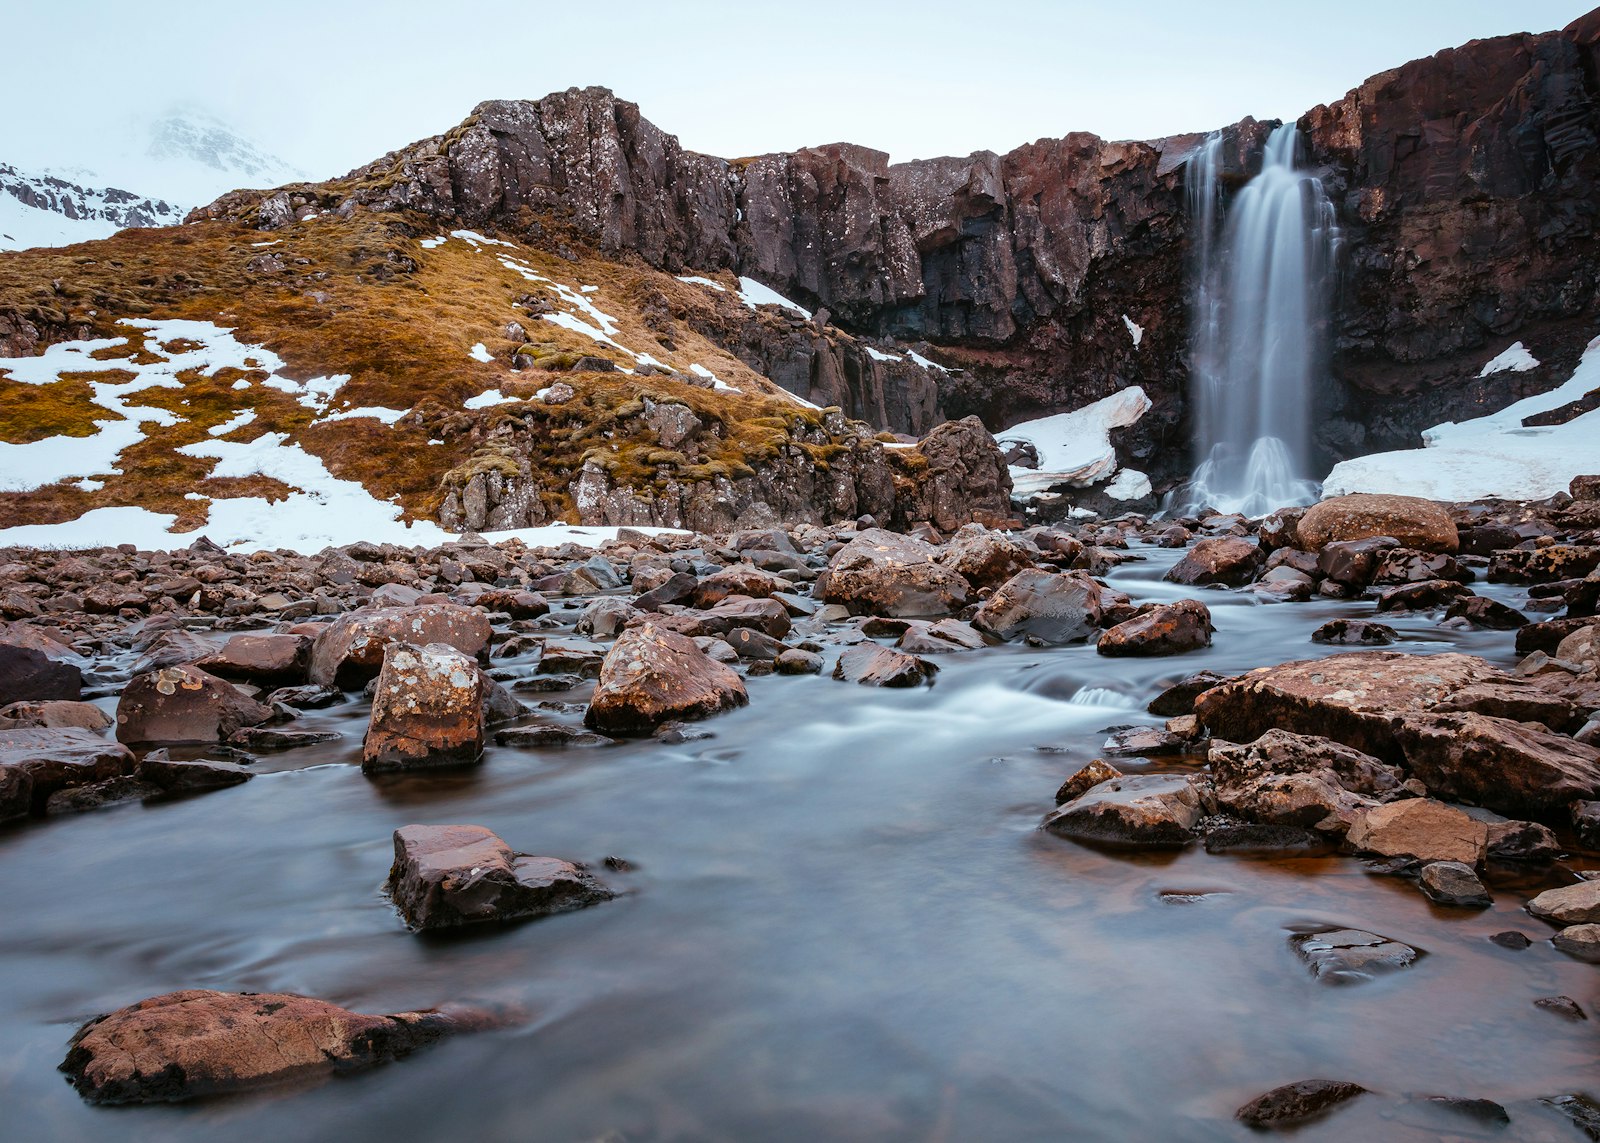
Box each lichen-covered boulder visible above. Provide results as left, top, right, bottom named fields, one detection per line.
left=585, top=623, right=748, bottom=734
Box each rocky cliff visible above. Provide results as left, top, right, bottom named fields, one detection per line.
left=195, top=8, right=1600, bottom=492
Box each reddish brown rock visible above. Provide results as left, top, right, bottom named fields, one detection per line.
left=691, top=565, right=789, bottom=607
left=309, top=604, right=492, bottom=689
left=895, top=618, right=987, bottom=654
left=60, top=989, right=470, bottom=1104
left=1040, top=774, right=1201, bottom=848
left=648, top=596, right=792, bottom=640
left=195, top=634, right=312, bottom=685
left=362, top=643, right=486, bottom=773
left=1298, top=494, right=1457, bottom=553
left=831, top=644, right=938, bottom=687
left=1054, top=759, right=1122, bottom=805
left=0, top=700, right=112, bottom=732
left=0, top=727, right=135, bottom=818
left=937, top=524, right=1036, bottom=589
left=972, top=569, right=1104, bottom=644
left=585, top=623, right=748, bottom=734
left=1391, top=713, right=1600, bottom=817
left=386, top=823, right=614, bottom=931
left=1096, top=599, right=1213, bottom=656
left=1346, top=799, right=1490, bottom=866
left=1163, top=537, right=1261, bottom=587
left=821, top=529, right=971, bottom=617
left=115, top=666, right=273, bottom=745
left=0, top=642, right=81, bottom=705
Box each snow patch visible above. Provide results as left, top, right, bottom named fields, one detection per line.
left=1479, top=341, right=1539, bottom=377
left=737, top=277, right=812, bottom=319
left=1104, top=467, right=1152, bottom=501
left=318, top=406, right=407, bottom=425
left=865, top=346, right=903, bottom=363
left=463, top=389, right=520, bottom=410
left=208, top=409, right=257, bottom=437
left=676, top=275, right=726, bottom=292
left=1122, top=314, right=1144, bottom=348
left=420, top=235, right=447, bottom=250
left=999, top=387, right=1152, bottom=499
left=907, top=350, right=949, bottom=374
left=469, top=342, right=493, bottom=363
left=451, top=229, right=515, bottom=249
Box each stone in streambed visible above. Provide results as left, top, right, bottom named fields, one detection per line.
left=59, top=989, right=475, bottom=1104
left=584, top=623, right=747, bottom=735
left=1552, top=924, right=1600, bottom=963
left=1235, top=1078, right=1367, bottom=1128
left=0, top=700, right=112, bottom=732
left=0, top=642, right=81, bottom=705
left=1297, top=493, right=1457, bottom=553
left=0, top=727, right=136, bottom=819
left=1163, top=536, right=1261, bottom=587
left=1346, top=799, right=1488, bottom=866
left=1290, top=927, right=1421, bottom=984
left=362, top=643, right=485, bottom=773
left=1054, top=758, right=1122, bottom=805
left=832, top=644, right=937, bottom=687
left=1528, top=881, right=1600, bottom=926
left=820, top=529, right=970, bottom=617
left=194, top=634, right=311, bottom=685
left=137, top=750, right=254, bottom=794
left=1040, top=774, right=1201, bottom=848
left=386, top=823, right=613, bottom=931
left=115, top=665, right=273, bottom=745
left=971, top=569, right=1104, bottom=645
left=1310, top=618, right=1397, bottom=646
left=309, top=603, right=492, bottom=689
left=1418, top=861, right=1491, bottom=907
left=1096, top=599, right=1213, bottom=656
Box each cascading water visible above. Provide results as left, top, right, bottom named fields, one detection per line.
left=1180, top=124, right=1338, bottom=517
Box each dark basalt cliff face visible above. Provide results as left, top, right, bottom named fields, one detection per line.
left=199, top=8, right=1600, bottom=490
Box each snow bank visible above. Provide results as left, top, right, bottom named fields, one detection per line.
left=737, top=277, right=812, bottom=319
left=998, top=387, right=1151, bottom=498
left=1324, top=336, right=1600, bottom=501
left=1479, top=341, right=1539, bottom=377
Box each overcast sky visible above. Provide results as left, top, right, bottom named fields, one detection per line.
left=3, top=0, right=1591, bottom=182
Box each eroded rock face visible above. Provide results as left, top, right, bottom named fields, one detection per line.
left=386, top=824, right=613, bottom=931
left=584, top=623, right=748, bottom=734
left=309, top=605, right=492, bottom=689
left=115, top=666, right=272, bottom=745
left=1297, top=495, right=1457, bottom=553
left=60, top=989, right=469, bottom=1104
left=362, top=643, right=486, bottom=773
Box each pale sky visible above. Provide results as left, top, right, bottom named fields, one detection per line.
left=2, top=0, right=1592, bottom=182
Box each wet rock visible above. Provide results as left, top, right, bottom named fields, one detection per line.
left=472, top=589, right=550, bottom=619
left=1204, top=823, right=1332, bottom=854
left=1371, top=547, right=1467, bottom=585
left=309, top=604, right=492, bottom=689
left=1552, top=923, right=1600, bottom=962
left=194, top=634, right=311, bottom=685
left=495, top=724, right=615, bottom=747
left=650, top=596, right=793, bottom=640
left=937, top=524, right=1036, bottom=589
left=1290, top=927, right=1421, bottom=983
left=230, top=726, right=343, bottom=750
left=1541, top=1094, right=1600, bottom=1139
left=1316, top=536, right=1401, bottom=587
left=1054, top=758, right=1122, bottom=805
left=386, top=823, right=614, bottom=931
left=691, top=564, right=789, bottom=607
left=832, top=644, right=937, bottom=687
left=1392, top=713, right=1600, bottom=818
left=1162, top=536, right=1261, bottom=587
left=1096, top=599, right=1213, bottom=656
left=1528, top=880, right=1600, bottom=926
left=1573, top=800, right=1600, bottom=848
left=972, top=569, right=1104, bottom=645
left=1298, top=493, right=1457, bottom=552
left=1235, top=1078, right=1367, bottom=1128
left=1346, top=799, right=1489, bottom=866
left=821, top=528, right=971, bottom=617
left=131, top=629, right=218, bottom=674
left=136, top=751, right=254, bottom=794
left=1373, top=579, right=1472, bottom=613
left=1535, top=995, right=1588, bottom=1020
left=1040, top=774, right=1201, bottom=848
left=264, top=683, right=343, bottom=709
left=1418, top=861, right=1492, bottom=907
left=895, top=617, right=986, bottom=654
left=1444, top=595, right=1529, bottom=630
left=1147, top=670, right=1230, bottom=716
left=1210, top=730, right=1404, bottom=796
left=585, top=623, right=748, bottom=734
left=632, top=571, right=700, bottom=611
left=1103, top=726, right=1187, bottom=758
left=0, top=700, right=112, bottom=732
left=574, top=597, right=637, bottom=639
left=775, top=648, right=824, bottom=675
left=0, top=727, right=136, bottom=818
left=1416, top=1096, right=1510, bottom=1125
left=1310, top=618, right=1397, bottom=645
left=1486, top=818, right=1561, bottom=861
left=46, top=774, right=162, bottom=814
left=60, top=989, right=471, bottom=1104
left=1490, top=930, right=1532, bottom=949
left=115, top=666, right=273, bottom=745
left=362, top=643, right=486, bottom=773
left=1490, top=545, right=1600, bottom=585
left=0, top=642, right=81, bottom=705
left=1193, top=651, right=1563, bottom=766
left=725, top=627, right=787, bottom=660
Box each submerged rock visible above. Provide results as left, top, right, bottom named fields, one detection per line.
left=386, top=823, right=614, bottom=931
left=1235, top=1078, right=1367, bottom=1128
left=1290, top=927, right=1421, bottom=984
left=1041, top=774, right=1201, bottom=848
left=60, top=989, right=474, bottom=1104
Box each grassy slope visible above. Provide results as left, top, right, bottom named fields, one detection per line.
left=0, top=209, right=841, bottom=531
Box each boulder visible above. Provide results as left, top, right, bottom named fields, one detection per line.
left=1310, top=618, right=1398, bottom=645
left=1528, top=880, right=1600, bottom=926
left=1040, top=774, right=1201, bottom=848
left=1096, top=599, right=1213, bottom=656
left=820, top=528, right=970, bottom=617
left=1316, top=536, right=1400, bottom=587
left=309, top=604, right=492, bottom=688
left=972, top=569, right=1104, bottom=644
left=1444, top=596, right=1529, bottom=630
left=1054, top=759, right=1122, bottom=805
left=1298, top=494, right=1457, bottom=552
left=1209, top=730, right=1404, bottom=795
left=60, top=989, right=471, bottom=1104
left=832, top=644, right=937, bottom=687
left=1489, top=545, right=1600, bottom=585
left=1147, top=670, right=1230, bottom=716
left=937, top=524, right=1036, bottom=589
left=0, top=700, right=113, bottom=732
left=649, top=596, right=792, bottom=639
left=1552, top=924, right=1600, bottom=963
left=386, top=823, right=614, bottom=931
left=1290, top=927, right=1421, bottom=983
left=194, top=634, right=311, bottom=685
left=1163, top=536, right=1261, bottom=587
left=0, top=642, right=81, bottom=705
left=1418, top=861, right=1492, bottom=907
left=136, top=752, right=254, bottom=794
left=691, top=564, right=789, bottom=607
left=1346, top=799, right=1489, bottom=866
left=585, top=623, right=748, bottom=734
left=362, top=643, right=485, bottom=772
left=1235, top=1079, right=1367, bottom=1128
left=1391, top=713, right=1600, bottom=817
left=0, top=727, right=135, bottom=819
left=115, top=666, right=273, bottom=745
left=895, top=618, right=986, bottom=654
left=1193, top=651, right=1561, bottom=765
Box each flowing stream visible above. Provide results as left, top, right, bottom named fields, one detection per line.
left=1, top=549, right=1594, bottom=1141
left=1183, top=126, right=1338, bottom=517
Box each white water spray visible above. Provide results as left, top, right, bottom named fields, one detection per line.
left=1180, top=125, right=1338, bottom=517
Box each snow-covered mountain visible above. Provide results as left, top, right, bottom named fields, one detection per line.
left=1, top=111, right=304, bottom=253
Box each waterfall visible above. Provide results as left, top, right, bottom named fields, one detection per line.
left=1180, top=124, right=1338, bottom=517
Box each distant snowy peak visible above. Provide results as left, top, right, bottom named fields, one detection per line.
left=144, top=113, right=302, bottom=189
left=0, top=163, right=184, bottom=252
